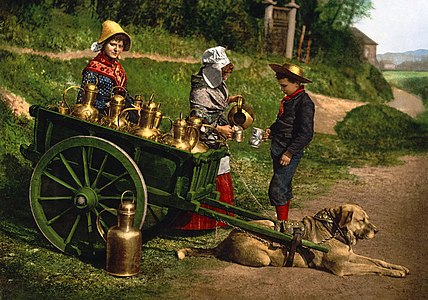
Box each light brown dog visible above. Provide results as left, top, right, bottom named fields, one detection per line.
left=177, top=204, right=409, bottom=277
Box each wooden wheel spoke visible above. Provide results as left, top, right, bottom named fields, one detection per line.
left=97, top=171, right=128, bottom=192
left=65, top=214, right=81, bottom=245
left=148, top=206, right=161, bottom=223
left=43, top=170, right=78, bottom=193
left=39, top=196, right=73, bottom=201
left=59, top=153, right=82, bottom=188
left=46, top=206, right=75, bottom=226
left=87, top=147, right=94, bottom=171
left=91, top=153, right=109, bottom=189
left=81, top=147, right=90, bottom=187
left=98, top=195, right=122, bottom=201
left=98, top=203, right=118, bottom=216
left=86, top=212, right=93, bottom=234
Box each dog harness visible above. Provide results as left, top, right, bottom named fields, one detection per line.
left=313, top=209, right=352, bottom=246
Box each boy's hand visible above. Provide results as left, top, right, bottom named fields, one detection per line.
left=279, top=151, right=293, bottom=166
left=263, top=128, right=271, bottom=140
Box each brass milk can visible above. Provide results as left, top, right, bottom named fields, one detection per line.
left=133, top=95, right=144, bottom=109
left=100, top=93, right=130, bottom=130
left=131, top=97, right=163, bottom=141
left=164, top=114, right=198, bottom=152
left=96, top=193, right=142, bottom=277
left=71, top=82, right=99, bottom=122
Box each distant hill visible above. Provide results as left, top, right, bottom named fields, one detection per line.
left=377, top=49, right=428, bottom=71
left=377, top=49, right=428, bottom=65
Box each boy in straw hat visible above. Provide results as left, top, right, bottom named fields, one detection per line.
left=76, top=20, right=134, bottom=114
left=263, top=63, right=314, bottom=231
left=173, top=46, right=241, bottom=230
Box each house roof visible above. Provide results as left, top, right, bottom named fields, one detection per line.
left=350, top=27, right=378, bottom=45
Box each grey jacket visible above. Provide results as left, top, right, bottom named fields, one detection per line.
left=189, top=71, right=229, bottom=148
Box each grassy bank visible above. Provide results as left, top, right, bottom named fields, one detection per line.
left=383, top=71, right=428, bottom=126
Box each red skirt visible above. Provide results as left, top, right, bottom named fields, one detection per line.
left=172, top=172, right=234, bottom=230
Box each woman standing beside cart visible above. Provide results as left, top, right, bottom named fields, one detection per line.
left=174, top=46, right=241, bottom=230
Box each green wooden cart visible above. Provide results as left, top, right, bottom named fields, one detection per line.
left=21, top=105, right=328, bottom=256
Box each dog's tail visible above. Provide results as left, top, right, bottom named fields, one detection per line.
left=176, top=247, right=217, bottom=260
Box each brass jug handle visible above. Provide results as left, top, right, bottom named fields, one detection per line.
left=188, top=126, right=199, bottom=150
left=110, top=86, right=128, bottom=97
left=236, top=96, right=244, bottom=110
left=201, top=124, right=227, bottom=143
left=162, top=116, right=173, bottom=132
left=62, top=85, right=83, bottom=107
left=96, top=208, right=117, bottom=242
left=119, top=107, right=140, bottom=119
left=118, top=107, right=140, bottom=130
left=85, top=74, right=99, bottom=86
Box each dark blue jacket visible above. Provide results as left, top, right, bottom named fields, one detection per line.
left=269, top=91, right=315, bottom=157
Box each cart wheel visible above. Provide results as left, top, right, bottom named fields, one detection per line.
left=30, top=136, right=147, bottom=255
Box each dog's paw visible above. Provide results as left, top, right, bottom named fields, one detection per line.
left=176, top=248, right=188, bottom=260
left=389, top=269, right=408, bottom=278
left=401, top=266, right=410, bottom=274
left=391, top=264, right=410, bottom=274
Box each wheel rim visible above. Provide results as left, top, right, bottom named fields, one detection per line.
left=30, top=136, right=147, bottom=255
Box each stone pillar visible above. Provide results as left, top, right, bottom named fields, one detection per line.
left=263, top=0, right=276, bottom=53
left=285, top=0, right=299, bottom=59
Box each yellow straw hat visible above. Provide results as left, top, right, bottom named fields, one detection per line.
left=97, top=20, right=131, bottom=51
left=269, top=63, right=312, bottom=83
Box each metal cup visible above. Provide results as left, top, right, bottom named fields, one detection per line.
left=249, top=127, right=264, bottom=148
left=232, top=125, right=244, bottom=142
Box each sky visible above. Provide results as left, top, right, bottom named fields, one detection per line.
left=354, top=0, right=428, bottom=54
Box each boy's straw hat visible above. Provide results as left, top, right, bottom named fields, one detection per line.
left=97, top=20, right=131, bottom=51
left=269, top=63, right=312, bottom=83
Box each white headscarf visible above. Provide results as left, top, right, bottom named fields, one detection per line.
left=201, top=46, right=231, bottom=88
left=91, top=41, right=104, bottom=52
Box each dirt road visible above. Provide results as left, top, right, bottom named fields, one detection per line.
left=170, top=155, right=428, bottom=300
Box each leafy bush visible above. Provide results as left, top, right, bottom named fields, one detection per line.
left=335, top=104, right=427, bottom=151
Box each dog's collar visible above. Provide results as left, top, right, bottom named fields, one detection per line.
left=313, top=209, right=351, bottom=246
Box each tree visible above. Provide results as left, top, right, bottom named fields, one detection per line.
left=295, top=0, right=373, bottom=64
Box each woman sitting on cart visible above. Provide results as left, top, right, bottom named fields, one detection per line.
left=76, top=20, right=134, bottom=116
left=174, top=46, right=241, bottom=230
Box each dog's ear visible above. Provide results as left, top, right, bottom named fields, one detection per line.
left=338, top=210, right=353, bottom=228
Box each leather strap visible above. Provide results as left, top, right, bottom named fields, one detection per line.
left=284, top=227, right=302, bottom=267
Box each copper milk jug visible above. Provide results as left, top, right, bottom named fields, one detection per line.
left=96, top=194, right=142, bottom=277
